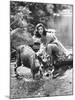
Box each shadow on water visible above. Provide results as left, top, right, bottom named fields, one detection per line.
left=53, top=66, right=72, bottom=79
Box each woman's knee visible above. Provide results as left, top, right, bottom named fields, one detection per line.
left=47, top=44, right=57, bottom=50
left=47, top=43, right=59, bottom=55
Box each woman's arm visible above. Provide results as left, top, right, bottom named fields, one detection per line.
left=46, top=32, right=57, bottom=44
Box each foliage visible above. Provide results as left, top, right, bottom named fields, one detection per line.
left=10, top=1, right=72, bottom=31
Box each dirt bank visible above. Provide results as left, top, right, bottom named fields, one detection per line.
left=10, top=62, right=73, bottom=99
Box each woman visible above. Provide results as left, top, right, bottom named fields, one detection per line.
left=32, top=23, right=70, bottom=63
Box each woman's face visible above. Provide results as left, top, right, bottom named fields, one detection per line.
left=38, top=26, right=44, bottom=36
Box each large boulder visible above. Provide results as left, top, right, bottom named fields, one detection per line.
left=16, top=65, right=33, bottom=79
left=11, top=28, right=34, bottom=49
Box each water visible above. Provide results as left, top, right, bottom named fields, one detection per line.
left=47, top=12, right=73, bottom=49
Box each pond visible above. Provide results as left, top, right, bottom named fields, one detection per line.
left=47, top=13, right=73, bottom=49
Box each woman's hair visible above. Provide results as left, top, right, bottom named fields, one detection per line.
left=34, top=23, right=47, bottom=38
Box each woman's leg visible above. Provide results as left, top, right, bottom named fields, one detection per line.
left=53, top=40, right=68, bottom=55
left=47, top=44, right=60, bottom=63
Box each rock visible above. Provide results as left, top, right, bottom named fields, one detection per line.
left=11, top=28, right=33, bottom=49
left=16, top=66, right=33, bottom=79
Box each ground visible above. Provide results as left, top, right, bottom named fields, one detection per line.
left=10, top=62, right=73, bottom=99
